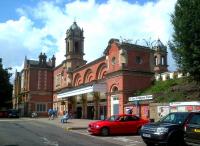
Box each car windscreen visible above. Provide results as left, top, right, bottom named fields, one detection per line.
left=188, top=114, right=200, bottom=125
left=159, top=112, right=189, bottom=124
left=8, top=110, right=18, bottom=114
left=106, top=115, right=119, bottom=121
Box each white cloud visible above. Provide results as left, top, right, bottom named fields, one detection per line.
left=0, top=0, right=177, bottom=75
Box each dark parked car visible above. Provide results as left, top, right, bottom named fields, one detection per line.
left=184, top=112, right=200, bottom=146
left=7, top=109, right=19, bottom=118
left=0, top=110, right=8, bottom=118
left=140, top=112, right=198, bottom=146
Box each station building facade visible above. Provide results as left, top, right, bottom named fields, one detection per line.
left=13, top=22, right=168, bottom=119
left=52, top=22, right=168, bottom=119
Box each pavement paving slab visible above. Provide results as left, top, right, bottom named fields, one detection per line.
left=22, top=117, right=97, bottom=130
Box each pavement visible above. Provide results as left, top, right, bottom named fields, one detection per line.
left=25, top=117, right=98, bottom=130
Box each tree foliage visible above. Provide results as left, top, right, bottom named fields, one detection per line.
left=170, top=0, right=200, bottom=83
left=0, top=61, right=13, bottom=109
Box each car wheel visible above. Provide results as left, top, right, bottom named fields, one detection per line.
left=101, top=127, right=109, bottom=136
left=167, top=133, right=183, bottom=146
left=136, top=127, right=141, bottom=135
left=146, top=142, right=154, bottom=146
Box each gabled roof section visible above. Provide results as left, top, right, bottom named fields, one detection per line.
left=120, top=42, right=152, bottom=52
left=24, top=59, right=53, bottom=68
left=104, top=38, right=120, bottom=55
left=104, top=38, right=153, bottom=55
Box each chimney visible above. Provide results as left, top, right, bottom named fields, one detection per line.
left=0, top=58, right=2, bottom=68
left=39, top=53, right=43, bottom=65
left=51, top=55, right=56, bottom=68
left=43, top=53, right=47, bottom=65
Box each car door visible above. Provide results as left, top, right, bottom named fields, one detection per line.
left=186, top=113, right=200, bottom=144
left=126, top=115, right=141, bottom=133
left=114, top=115, right=127, bottom=134
left=108, top=115, right=125, bottom=134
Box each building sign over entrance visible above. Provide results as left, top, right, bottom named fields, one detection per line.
left=128, top=95, right=153, bottom=101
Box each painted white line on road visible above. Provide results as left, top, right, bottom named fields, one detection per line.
left=71, top=130, right=145, bottom=146
left=113, top=137, right=132, bottom=142
left=41, top=137, right=59, bottom=146
left=0, top=118, right=34, bottom=122
left=129, top=140, right=142, bottom=144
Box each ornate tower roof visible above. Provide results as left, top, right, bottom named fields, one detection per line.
left=154, top=39, right=167, bottom=51
left=66, top=21, right=83, bottom=38
left=70, top=21, right=81, bottom=31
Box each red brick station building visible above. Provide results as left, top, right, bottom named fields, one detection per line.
left=13, top=22, right=168, bottom=119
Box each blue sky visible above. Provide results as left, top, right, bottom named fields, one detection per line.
left=0, top=0, right=157, bottom=22
left=0, top=0, right=177, bottom=75
left=0, top=0, right=156, bottom=22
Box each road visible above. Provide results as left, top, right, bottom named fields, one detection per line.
left=73, top=129, right=145, bottom=146
left=0, top=119, right=146, bottom=146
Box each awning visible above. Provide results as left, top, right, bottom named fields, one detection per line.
left=57, top=83, right=106, bottom=99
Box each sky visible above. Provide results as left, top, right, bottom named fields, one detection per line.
left=0, top=0, right=177, bottom=78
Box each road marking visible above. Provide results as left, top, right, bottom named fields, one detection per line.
left=41, top=137, right=59, bottom=146
left=129, top=140, right=142, bottom=144
left=62, top=127, right=72, bottom=131
left=0, top=119, right=32, bottom=122
left=113, top=137, right=132, bottom=142
left=71, top=130, right=145, bottom=146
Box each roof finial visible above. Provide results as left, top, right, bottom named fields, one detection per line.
left=158, top=36, right=160, bottom=41
left=74, top=17, right=77, bottom=23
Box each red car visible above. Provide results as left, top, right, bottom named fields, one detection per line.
left=88, top=114, right=149, bottom=136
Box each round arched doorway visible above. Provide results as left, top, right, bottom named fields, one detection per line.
left=110, top=86, right=119, bottom=115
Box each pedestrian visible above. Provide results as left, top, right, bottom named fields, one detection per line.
left=127, top=108, right=133, bottom=114
left=48, top=108, right=53, bottom=120
left=69, top=110, right=72, bottom=119
left=53, top=108, right=57, bottom=118
left=61, top=111, right=69, bottom=123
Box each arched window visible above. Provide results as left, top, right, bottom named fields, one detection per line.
left=75, top=42, right=79, bottom=53
left=96, top=63, right=107, bottom=80
left=136, top=56, right=143, bottom=64
left=161, top=56, right=165, bottom=65
left=112, top=57, right=116, bottom=65
left=73, top=73, right=81, bottom=86
left=112, top=86, right=118, bottom=92
left=154, top=56, right=158, bottom=66
left=83, top=69, right=93, bottom=83
left=67, top=42, right=70, bottom=53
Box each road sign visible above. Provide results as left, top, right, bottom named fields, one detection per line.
left=129, top=95, right=153, bottom=102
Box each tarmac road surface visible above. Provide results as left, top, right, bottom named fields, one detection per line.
left=0, top=119, right=120, bottom=146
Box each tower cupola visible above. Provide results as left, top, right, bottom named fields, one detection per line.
left=154, top=39, right=167, bottom=51
left=64, top=21, right=86, bottom=70
left=153, top=39, right=168, bottom=74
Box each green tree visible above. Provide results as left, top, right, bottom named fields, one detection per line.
left=0, top=59, right=13, bottom=109
left=170, top=0, right=200, bottom=82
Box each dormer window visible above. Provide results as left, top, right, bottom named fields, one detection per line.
left=112, top=57, right=116, bottom=65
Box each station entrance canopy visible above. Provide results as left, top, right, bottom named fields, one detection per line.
left=57, top=83, right=106, bottom=99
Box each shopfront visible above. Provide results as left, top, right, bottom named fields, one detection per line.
left=57, top=83, right=107, bottom=119
left=125, top=95, right=153, bottom=119
left=170, top=101, right=200, bottom=112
